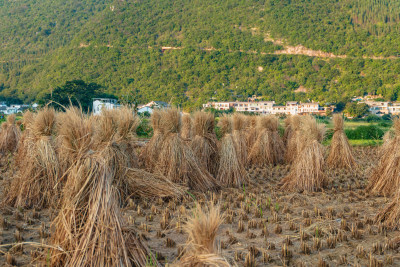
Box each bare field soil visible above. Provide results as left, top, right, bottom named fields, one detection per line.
left=0, top=146, right=398, bottom=266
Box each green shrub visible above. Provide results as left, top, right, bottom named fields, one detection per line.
left=345, top=125, right=384, bottom=140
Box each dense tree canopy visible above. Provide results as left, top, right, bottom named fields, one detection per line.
left=39, top=80, right=110, bottom=111
left=1, top=0, right=400, bottom=110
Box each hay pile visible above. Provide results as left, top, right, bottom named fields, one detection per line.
left=191, top=111, right=219, bottom=176
left=366, top=119, right=400, bottom=196
left=248, top=115, right=285, bottom=167
left=51, top=107, right=160, bottom=266
left=140, top=110, right=165, bottom=170
left=376, top=186, right=400, bottom=229
left=280, top=116, right=327, bottom=192
left=216, top=113, right=248, bottom=187
left=181, top=113, right=193, bottom=140
left=156, top=108, right=220, bottom=192
left=232, top=113, right=248, bottom=166
left=3, top=108, right=61, bottom=209
left=177, top=203, right=229, bottom=266
left=50, top=154, right=160, bottom=266
left=217, top=114, right=232, bottom=137
left=326, top=114, right=357, bottom=169
left=285, top=115, right=302, bottom=163
left=0, top=114, right=21, bottom=154
left=246, top=116, right=259, bottom=150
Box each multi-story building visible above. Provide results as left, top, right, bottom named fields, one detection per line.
left=203, top=100, right=324, bottom=115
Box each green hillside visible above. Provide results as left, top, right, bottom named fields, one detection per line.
left=1, top=0, right=400, bottom=109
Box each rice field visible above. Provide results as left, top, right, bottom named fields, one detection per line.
left=0, top=107, right=398, bottom=266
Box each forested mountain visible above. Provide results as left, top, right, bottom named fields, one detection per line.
left=1, top=0, right=400, bottom=109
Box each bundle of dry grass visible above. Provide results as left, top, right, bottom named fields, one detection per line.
left=177, top=203, right=229, bottom=266
left=190, top=111, right=219, bottom=176
left=285, top=115, right=302, bottom=163
left=0, top=114, right=21, bottom=154
left=57, top=106, right=94, bottom=165
left=375, top=187, right=400, bottom=229
left=3, top=108, right=61, bottom=209
left=248, top=115, right=285, bottom=167
left=139, top=109, right=165, bottom=170
left=280, top=116, right=327, bottom=192
left=157, top=109, right=220, bottom=192
left=50, top=154, right=160, bottom=266
left=124, top=168, right=187, bottom=199
left=326, top=114, right=357, bottom=169
left=246, top=116, right=258, bottom=150
left=181, top=113, right=193, bottom=140
left=231, top=114, right=248, bottom=165
left=217, top=114, right=232, bottom=137
left=366, top=119, right=400, bottom=196
left=14, top=111, right=35, bottom=168
left=217, top=133, right=248, bottom=187
left=379, top=129, right=395, bottom=157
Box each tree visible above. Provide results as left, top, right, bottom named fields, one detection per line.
left=344, top=102, right=370, bottom=118
left=38, top=80, right=114, bottom=111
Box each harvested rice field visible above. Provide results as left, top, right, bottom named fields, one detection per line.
left=0, top=108, right=398, bottom=266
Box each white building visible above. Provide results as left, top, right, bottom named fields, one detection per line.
left=203, top=100, right=324, bottom=115
left=92, top=98, right=120, bottom=115
left=137, top=106, right=153, bottom=114
left=137, top=101, right=171, bottom=114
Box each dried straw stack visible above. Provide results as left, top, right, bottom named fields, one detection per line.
left=177, top=203, right=229, bottom=266
left=232, top=113, right=249, bottom=166
left=284, top=115, right=302, bottom=163
left=181, top=113, right=193, bottom=140
left=366, top=119, right=400, bottom=196
left=190, top=111, right=219, bottom=176
left=95, top=108, right=186, bottom=200
left=140, top=110, right=165, bottom=170
left=217, top=114, right=248, bottom=187
left=248, top=115, right=285, bottom=167
left=156, top=108, right=220, bottom=192
left=3, top=108, right=61, bottom=209
left=326, top=114, right=357, bottom=169
left=0, top=114, right=21, bottom=154
left=50, top=108, right=160, bottom=266
left=217, top=114, right=232, bottom=137
left=246, top=116, right=259, bottom=150
left=376, top=186, right=400, bottom=229
left=280, top=116, right=327, bottom=192
left=50, top=155, right=160, bottom=266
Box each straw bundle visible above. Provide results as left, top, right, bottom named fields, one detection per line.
left=14, top=111, right=35, bottom=168
left=123, top=168, right=187, bottom=199
left=280, top=116, right=327, bottom=192
left=50, top=155, right=160, bottom=266
left=217, top=133, right=248, bottom=187
left=177, top=203, right=229, bottom=266
left=191, top=111, right=219, bottom=176
left=379, top=129, right=395, bottom=157
left=375, top=187, right=400, bottom=229
left=245, top=116, right=258, bottom=150
left=181, top=114, right=193, bottom=140
left=157, top=133, right=220, bottom=191
left=156, top=109, right=220, bottom=191
left=3, top=108, right=61, bottom=209
left=0, top=114, right=21, bottom=154
left=366, top=119, right=400, bottom=196
left=217, top=114, right=232, bottom=137
left=139, top=110, right=165, bottom=170
left=326, top=114, right=357, bottom=169
left=57, top=106, right=94, bottom=165
left=248, top=115, right=285, bottom=167
left=280, top=140, right=327, bottom=192
left=285, top=115, right=302, bottom=163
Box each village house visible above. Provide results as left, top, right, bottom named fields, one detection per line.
left=203, top=100, right=326, bottom=115
left=92, top=98, right=120, bottom=115
left=137, top=101, right=171, bottom=114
